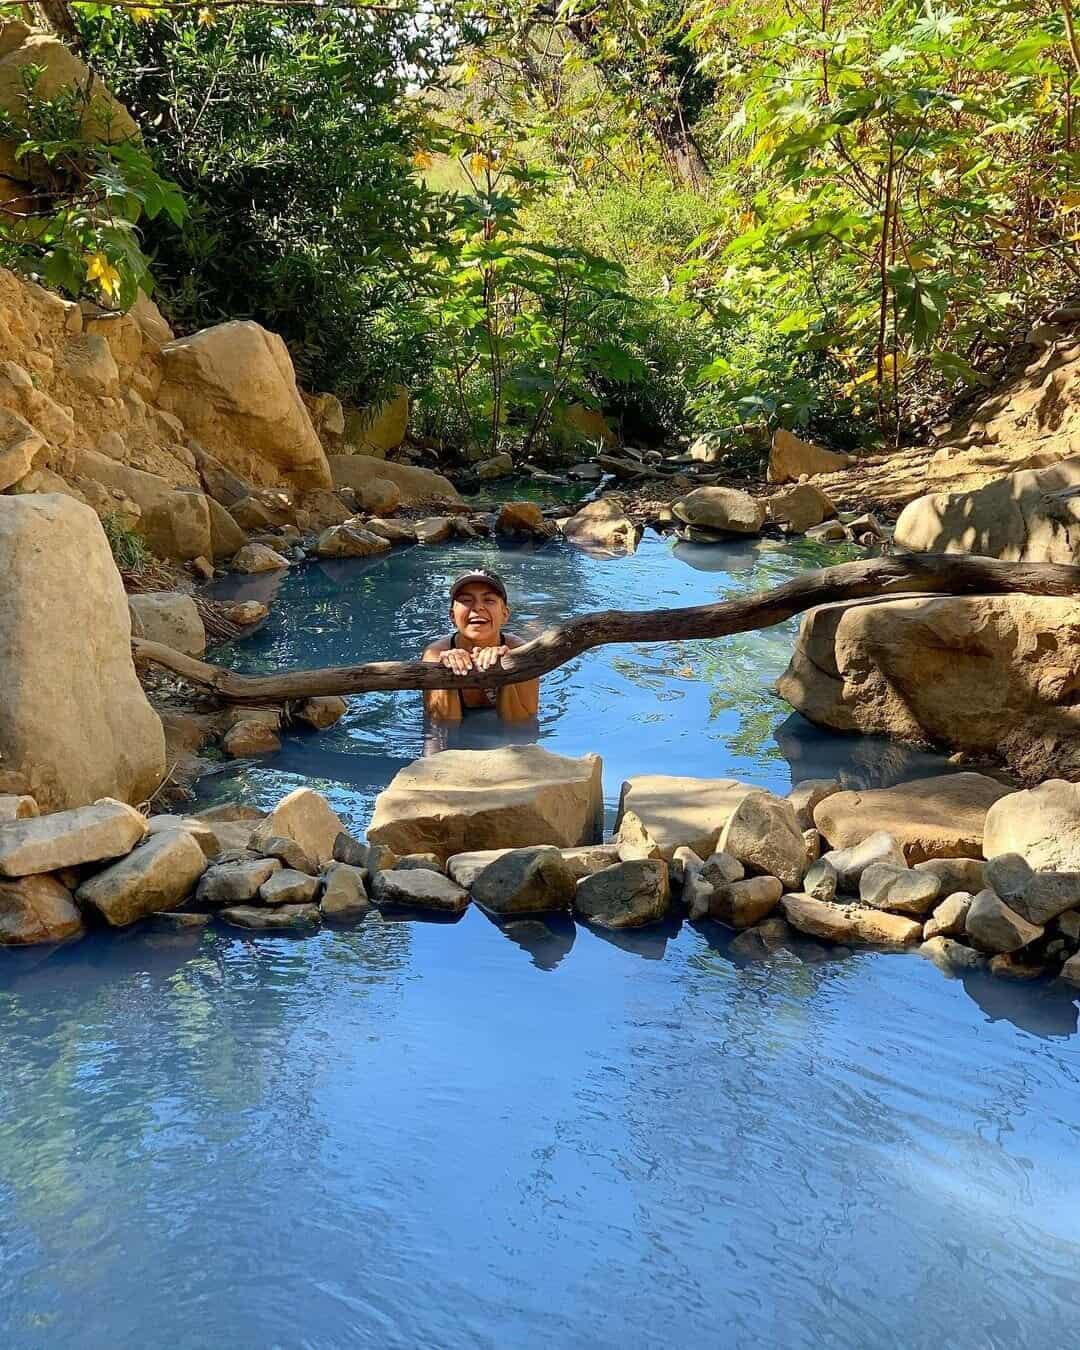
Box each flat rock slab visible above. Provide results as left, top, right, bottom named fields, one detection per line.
left=221, top=904, right=321, bottom=931
left=614, top=775, right=751, bottom=861
left=77, top=829, right=209, bottom=927
left=781, top=893, right=923, bottom=947
left=813, top=773, right=1011, bottom=863
left=0, top=874, right=84, bottom=945
left=371, top=867, right=470, bottom=913
left=0, top=799, right=148, bottom=878
left=369, top=746, right=603, bottom=863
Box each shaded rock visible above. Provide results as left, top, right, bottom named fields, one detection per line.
left=913, top=857, right=986, bottom=895
left=0, top=407, right=44, bottom=490
left=231, top=542, right=290, bottom=573
left=329, top=454, right=463, bottom=507
left=145, top=814, right=219, bottom=859
left=574, top=860, right=670, bottom=929
left=366, top=843, right=398, bottom=873
left=672, top=486, right=764, bottom=535
left=787, top=777, right=842, bottom=831
left=472, top=846, right=577, bottom=916
left=923, top=891, right=973, bottom=941
left=0, top=494, right=165, bottom=811
left=259, top=868, right=320, bottom=906
left=781, top=893, right=922, bottom=947
left=249, top=788, right=345, bottom=868
left=77, top=830, right=207, bottom=927
left=768, top=428, right=851, bottom=483
left=446, top=848, right=510, bottom=890
left=205, top=496, right=247, bottom=558
left=0, top=794, right=37, bottom=820
left=804, top=520, right=846, bottom=542
left=474, top=452, right=514, bottom=480
left=669, top=845, right=705, bottom=890
left=560, top=844, right=621, bottom=881
left=983, top=780, right=1080, bottom=872
left=803, top=858, right=838, bottom=902
left=320, top=862, right=369, bottom=921
left=333, top=831, right=367, bottom=868
left=358, top=477, right=402, bottom=515
left=370, top=867, right=469, bottom=913
left=314, top=521, right=391, bottom=558
left=813, top=773, right=1009, bottom=862
left=1060, top=953, right=1080, bottom=986
left=413, top=516, right=452, bottom=545
left=1013, top=873, right=1080, bottom=927
left=345, top=388, right=408, bottom=456
left=700, top=850, right=745, bottom=887
left=393, top=852, right=445, bottom=872
left=0, top=799, right=147, bottom=878
left=965, top=889, right=1043, bottom=953
left=921, top=936, right=987, bottom=973
left=859, top=863, right=941, bottom=916
left=294, top=696, right=347, bottom=731
left=614, top=774, right=750, bottom=862
left=707, top=875, right=783, bottom=928
left=369, top=745, right=603, bottom=862
left=822, top=832, right=906, bottom=891
left=496, top=501, right=548, bottom=536
left=717, top=790, right=806, bottom=890
left=803, top=828, right=820, bottom=863
left=560, top=498, right=641, bottom=555
left=196, top=857, right=281, bottom=905
left=158, top=320, right=332, bottom=490
left=0, top=874, right=84, bottom=945
left=768, top=483, right=834, bottom=533
left=989, top=953, right=1046, bottom=981
left=221, top=904, right=320, bottom=931
left=257, top=835, right=317, bottom=874
left=366, top=517, right=416, bottom=545
left=222, top=715, right=281, bottom=758
left=983, top=853, right=1033, bottom=907
left=148, top=911, right=211, bottom=931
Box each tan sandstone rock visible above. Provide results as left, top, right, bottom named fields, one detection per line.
left=157, top=321, right=331, bottom=490
left=768, top=429, right=852, bottom=483
left=0, top=495, right=165, bottom=810
left=781, top=892, right=923, bottom=947
left=231, top=542, right=290, bottom=573
left=982, top=780, right=1080, bottom=871
left=314, top=521, right=391, bottom=558
left=76, top=829, right=208, bottom=927
left=368, top=745, right=603, bottom=862
left=128, top=592, right=206, bottom=657
left=614, top=775, right=751, bottom=861
left=0, top=798, right=147, bottom=876
left=672, top=486, right=765, bottom=535
left=344, top=388, right=409, bottom=456
left=0, top=795, right=37, bottom=820
left=768, top=483, right=835, bottom=533
left=0, top=873, right=84, bottom=945
left=717, top=789, right=807, bottom=890
left=560, top=498, right=641, bottom=555
left=0, top=407, right=45, bottom=489
left=328, top=454, right=463, bottom=507
left=249, top=788, right=345, bottom=868
left=813, top=773, right=1010, bottom=863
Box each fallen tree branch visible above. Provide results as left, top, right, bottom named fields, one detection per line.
left=131, top=552, right=1080, bottom=704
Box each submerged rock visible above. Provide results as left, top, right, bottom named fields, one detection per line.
left=574, top=859, right=670, bottom=929
left=77, top=829, right=208, bottom=927
left=471, top=846, right=577, bottom=916
left=221, top=903, right=321, bottom=931
left=0, top=799, right=147, bottom=878
left=920, top=936, right=987, bottom=973
left=369, top=746, right=603, bottom=862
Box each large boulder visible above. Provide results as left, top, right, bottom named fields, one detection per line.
left=344, top=389, right=409, bottom=457
left=559, top=498, right=641, bottom=555
left=767, top=429, right=852, bottom=483
left=368, top=745, right=603, bottom=862
left=70, top=449, right=212, bottom=560
left=613, top=775, right=751, bottom=861
left=982, top=780, right=1080, bottom=871
left=157, top=321, right=332, bottom=490
left=894, top=456, right=1080, bottom=562
left=0, top=873, right=84, bottom=945
left=76, top=829, right=207, bottom=927
left=128, top=592, right=206, bottom=657
left=249, top=788, right=345, bottom=868
left=776, top=593, right=1080, bottom=775
left=813, top=773, right=1010, bottom=863
left=329, top=454, right=463, bottom=508
left=0, top=495, right=164, bottom=810
left=672, top=486, right=764, bottom=535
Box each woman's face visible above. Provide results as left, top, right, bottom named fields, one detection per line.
left=451, top=583, right=509, bottom=644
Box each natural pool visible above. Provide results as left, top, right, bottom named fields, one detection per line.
left=2, top=532, right=1080, bottom=1349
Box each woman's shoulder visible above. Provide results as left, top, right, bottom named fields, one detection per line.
left=422, top=635, right=452, bottom=659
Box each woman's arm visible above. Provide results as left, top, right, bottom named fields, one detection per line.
left=496, top=633, right=540, bottom=721
left=421, top=640, right=464, bottom=721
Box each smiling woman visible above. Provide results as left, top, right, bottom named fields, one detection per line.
left=421, top=568, right=541, bottom=722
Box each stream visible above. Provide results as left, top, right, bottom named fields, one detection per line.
left=2, top=531, right=1080, bottom=1348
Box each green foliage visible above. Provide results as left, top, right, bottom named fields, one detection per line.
left=0, top=63, right=186, bottom=308
left=81, top=4, right=453, bottom=401
left=101, top=512, right=150, bottom=572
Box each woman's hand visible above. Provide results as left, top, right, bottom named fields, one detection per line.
left=472, top=644, right=508, bottom=674
left=438, top=648, right=474, bottom=677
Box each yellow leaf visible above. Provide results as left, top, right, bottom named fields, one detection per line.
left=85, top=251, right=121, bottom=301
left=197, top=7, right=215, bottom=26
left=131, top=6, right=154, bottom=22
left=1061, top=190, right=1080, bottom=213
left=908, top=252, right=933, bottom=269
left=411, top=149, right=434, bottom=170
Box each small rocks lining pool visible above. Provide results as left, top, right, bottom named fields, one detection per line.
left=3, top=755, right=1078, bottom=991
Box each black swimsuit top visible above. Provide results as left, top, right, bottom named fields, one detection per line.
left=449, top=631, right=502, bottom=712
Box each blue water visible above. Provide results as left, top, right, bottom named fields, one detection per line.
left=2, top=530, right=1080, bottom=1349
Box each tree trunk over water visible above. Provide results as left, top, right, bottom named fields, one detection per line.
left=132, top=553, right=1080, bottom=705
